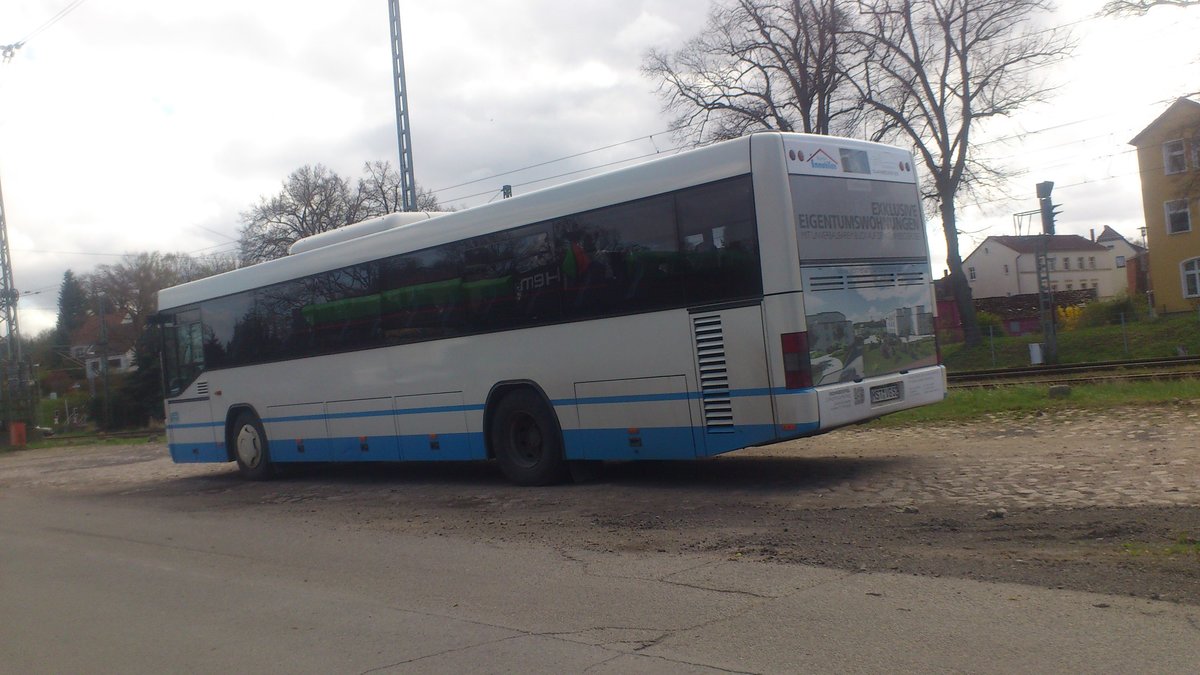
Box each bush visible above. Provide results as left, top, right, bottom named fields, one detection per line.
left=975, top=310, right=1005, bottom=336
left=1058, top=304, right=1084, bottom=331
left=1076, top=294, right=1144, bottom=328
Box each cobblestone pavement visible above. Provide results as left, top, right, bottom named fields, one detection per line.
left=10, top=403, right=1195, bottom=508
left=756, top=404, right=1200, bottom=510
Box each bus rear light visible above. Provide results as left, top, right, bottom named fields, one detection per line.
left=781, top=331, right=812, bottom=389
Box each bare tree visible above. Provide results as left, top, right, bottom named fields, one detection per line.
left=850, top=0, right=1073, bottom=346
left=644, top=0, right=864, bottom=143
left=239, top=163, right=446, bottom=265
left=359, top=160, right=446, bottom=215
left=1101, top=0, right=1198, bottom=15
left=238, top=164, right=362, bottom=265
left=87, top=252, right=238, bottom=331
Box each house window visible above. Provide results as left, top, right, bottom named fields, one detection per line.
left=1116, top=255, right=1126, bottom=268
left=1003, top=264, right=1010, bottom=275
left=1048, top=257, right=1057, bottom=271
left=1166, top=199, right=1192, bottom=234
left=1088, top=256, right=1095, bottom=269
left=1064, top=257, right=1071, bottom=270
left=1165, top=140, right=1187, bottom=174
left=1077, top=256, right=1084, bottom=269
left=1184, top=258, right=1200, bottom=298
left=1066, top=283, right=1073, bottom=290
left=968, top=266, right=976, bottom=281
left=1194, top=137, right=1200, bottom=170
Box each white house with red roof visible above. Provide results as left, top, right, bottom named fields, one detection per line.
left=961, top=232, right=1136, bottom=300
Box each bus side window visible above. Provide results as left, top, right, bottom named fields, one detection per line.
left=301, top=263, right=380, bottom=353
left=256, top=281, right=313, bottom=360
left=202, top=292, right=257, bottom=367
left=676, top=176, right=761, bottom=304
left=463, top=224, right=560, bottom=330
left=380, top=248, right=465, bottom=342
left=557, top=195, right=681, bottom=319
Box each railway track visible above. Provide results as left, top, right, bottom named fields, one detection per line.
left=946, top=355, right=1200, bottom=389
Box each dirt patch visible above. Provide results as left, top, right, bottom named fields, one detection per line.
left=3, top=404, right=1198, bottom=604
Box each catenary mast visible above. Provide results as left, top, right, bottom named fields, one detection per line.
left=0, top=43, right=32, bottom=431
left=387, top=0, right=418, bottom=212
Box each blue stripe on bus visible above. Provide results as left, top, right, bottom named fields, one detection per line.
left=165, top=386, right=817, bottom=432
left=269, top=404, right=487, bottom=425
left=170, top=420, right=224, bottom=430
left=169, top=442, right=227, bottom=463
left=167, top=421, right=822, bottom=466
left=555, top=386, right=812, bottom=408
left=555, top=392, right=693, bottom=406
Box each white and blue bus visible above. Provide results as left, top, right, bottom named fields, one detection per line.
left=157, top=132, right=946, bottom=485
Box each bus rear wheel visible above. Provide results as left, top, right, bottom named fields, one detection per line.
left=231, top=411, right=274, bottom=481
left=491, top=390, right=568, bottom=486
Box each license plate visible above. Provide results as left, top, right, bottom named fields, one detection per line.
left=870, top=382, right=902, bottom=404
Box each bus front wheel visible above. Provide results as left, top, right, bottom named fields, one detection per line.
left=491, top=390, right=568, bottom=486
left=231, top=412, right=274, bottom=481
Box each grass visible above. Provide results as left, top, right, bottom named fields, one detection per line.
left=872, top=378, right=1200, bottom=426
left=1123, top=535, right=1200, bottom=558
left=944, top=312, right=1200, bottom=371
left=0, top=430, right=162, bottom=454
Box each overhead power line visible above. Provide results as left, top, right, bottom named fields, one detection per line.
left=434, top=90, right=1181, bottom=211
left=13, top=0, right=89, bottom=45
left=443, top=142, right=695, bottom=205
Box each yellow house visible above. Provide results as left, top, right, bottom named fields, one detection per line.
left=1131, top=98, right=1200, bottom=314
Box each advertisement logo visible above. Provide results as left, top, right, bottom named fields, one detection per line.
left=806, top=148, right=839, bottom=171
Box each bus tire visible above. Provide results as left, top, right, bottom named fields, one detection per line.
left=490, top=389, right=568, bottom=486
left=231, top=411, right=274, bottom=481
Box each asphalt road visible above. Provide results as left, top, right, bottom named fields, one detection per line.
left=2, top=469, right=1199, bottom=673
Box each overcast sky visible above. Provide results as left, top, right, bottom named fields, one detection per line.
left=0, top=0, right=1195, bottom=335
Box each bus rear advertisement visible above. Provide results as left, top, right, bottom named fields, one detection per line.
left=157, top=132, right=947, bottom=485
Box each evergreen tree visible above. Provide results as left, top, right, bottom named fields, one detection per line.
left=52, top=270, right=89, bottom=368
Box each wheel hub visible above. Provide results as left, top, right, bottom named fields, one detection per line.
left=510, top=413, right=543, bottom=466
left=236, top=424, right=262, bottom=469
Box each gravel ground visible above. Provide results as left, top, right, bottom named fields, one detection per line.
left=3, top=401, right=1198, bottom=604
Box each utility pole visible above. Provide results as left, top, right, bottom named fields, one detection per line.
left=1035, top=181, right=1060, bottom=365
left=0, top=170, right=33, bottom=435
left=1, top=41, right=36, bottom=440
left=98, top=291, right=110, bottom=429
left=387, top=0, right=418, bottom=212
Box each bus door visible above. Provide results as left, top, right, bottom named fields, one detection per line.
left=162, top=309, right=224, bottom=463
left=689, top=303, right=775, bottom=456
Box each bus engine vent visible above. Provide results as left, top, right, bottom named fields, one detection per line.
left=808, top=269, right=927, bottom=291
left=692, top=314, right=734, bottom=432
left=195, top=381, right=209, bottom=396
